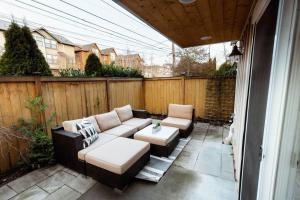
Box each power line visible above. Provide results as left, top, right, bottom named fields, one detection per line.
left=58, top=0, right=168, bottom=48
left=0, top=16, right=171, bottom=57
left=97, top=0, right=146, bottom=26
left=15, top=0, right=170, bottom=53
left=30, top=0, right=170, bottom=52
left=1, top=0, right=168, bottom=52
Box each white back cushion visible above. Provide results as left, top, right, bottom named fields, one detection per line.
left=95, top=110, right=122, bottom=131
left=62, top=116, right=101, bottom=133
left=114, top=105, right=133, bottom=122
left=168, top=104, right=193, bottom=120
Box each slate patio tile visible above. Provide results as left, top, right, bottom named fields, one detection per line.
left=37, top=171, right=76, bottom=193
left=194, top=148, right=222, bottom=177
left=63, top=168, right=80, bottom=177
left=0, top=185, right=17, bottom=200
left=66, top=174, right=96, bottom=194
left=10, top=186, right=48, bottom=200
left=183, top=139, right=203, bottom=153
left=39, top=164, right=64, bottom=177
left=44, top=185, right=80, bottom=200
left=174, top=150, right=199, bottom=170
left=7, top=170, right=48, bottom=193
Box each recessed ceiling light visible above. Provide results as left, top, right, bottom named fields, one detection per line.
left=201, top=36, right=212, bottom=40
left=178, top=0, right=197, bottom=5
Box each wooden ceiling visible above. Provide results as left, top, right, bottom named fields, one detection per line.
left=113, top=0, right=255, bottom=48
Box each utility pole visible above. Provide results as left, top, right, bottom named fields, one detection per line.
left=172, top=42, right=175, bottom=75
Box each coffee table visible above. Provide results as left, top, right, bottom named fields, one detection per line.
left=134, top=125, right=180, bottom=157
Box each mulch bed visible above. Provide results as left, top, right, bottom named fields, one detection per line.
left=0, top=166, right=33, bottom=187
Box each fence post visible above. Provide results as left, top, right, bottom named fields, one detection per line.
left=106, top=78, right=111, bottom=111
left=182, top=76, right=186, bottom=104
left=33, top=75, right=47, bottom=130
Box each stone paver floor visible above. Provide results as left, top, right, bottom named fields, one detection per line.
left=0, top=122, right=237, bottom=200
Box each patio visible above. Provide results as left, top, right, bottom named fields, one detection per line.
left=0, top=122, right=237, bottom=200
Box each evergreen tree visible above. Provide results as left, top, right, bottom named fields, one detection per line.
left=85, top=53, right=102, bottom=76
left=0, top=22, right=52, bottom=76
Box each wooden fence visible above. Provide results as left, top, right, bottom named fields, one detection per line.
left=0, top=76, right=235, bottom=173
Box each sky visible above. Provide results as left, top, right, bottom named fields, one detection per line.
left=0, top=0, right=231, bottom=66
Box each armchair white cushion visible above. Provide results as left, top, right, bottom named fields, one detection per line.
left=95, top=110, right=122, bottom=131
left=168, top=104, right=193, bottom=120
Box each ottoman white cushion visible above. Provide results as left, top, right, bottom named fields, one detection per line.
left=85, top=137, right=150, bottom=175
left=134, top=125, right=179, bottom=146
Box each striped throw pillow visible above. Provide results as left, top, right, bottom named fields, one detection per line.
left=76, top=118, right=99, bottom=148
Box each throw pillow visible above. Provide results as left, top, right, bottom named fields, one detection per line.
left=76, top=118, right=99, bottom=148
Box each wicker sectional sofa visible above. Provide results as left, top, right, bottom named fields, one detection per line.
left=51, top=106, right=152, bottom=189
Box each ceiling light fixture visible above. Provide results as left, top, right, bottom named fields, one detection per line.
left=201, top=36, right=212, bottom=40
left=178, top=0, right=197, bottom=5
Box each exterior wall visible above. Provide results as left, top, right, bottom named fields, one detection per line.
left=231, top=22, right=254, bottom=181
left=115, top=55, right=143, bottom=69
left=0, top=31, right=5, bottom=56
left=101, top=54, right=111, bottom=65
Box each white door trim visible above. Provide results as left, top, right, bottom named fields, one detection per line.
left=256, top=0, right=298, bottom=199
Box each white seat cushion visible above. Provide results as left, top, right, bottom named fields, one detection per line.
left=114, top=105, right=133, bottom=122
left=95, top=110, right=121, bottom=131
left=122, top=118, right=152, bottom=130
left=102, top=124, right=137, bottom=138
left=85, top=137, right=150, bottom=175
left=134, top=125, right=179, bottom=146
left=168, top=104, right=193, bottom=120
left=161, top=117, right=192, bottom=130
left=78, top=134, right=117, bottom=160
left=62, top=116, right=101, bottom=133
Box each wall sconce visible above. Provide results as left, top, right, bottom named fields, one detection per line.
left=229, top=41, right=243, bottom=62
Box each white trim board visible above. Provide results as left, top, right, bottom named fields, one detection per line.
left=256, top=0, right=299, bottom=199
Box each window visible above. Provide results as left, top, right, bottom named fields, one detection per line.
left=91, top=48, right=99, bottom=57
left=34, top=36, right=44, bottom=47
left=45, top=39, right=57, bottom=49
left=46, top=54, right=58, bottom=64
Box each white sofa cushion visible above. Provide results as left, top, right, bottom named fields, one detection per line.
left=62, top=116, right=101, bottom=133
left=85, top=137, right=150, bottom=175
left=114, top=105, right=133, bottom=122
left=134, top=125, right=179, bottom=146
left=122, top=118, right=152, bottom=130
left=78, top=134, right=117, bottom=161
left=168, top=104, right=193, bottom=120
left=102, top=124, right=137, bottom=138
left=161, top=117, right=192, bottom=130
left=95, top=110, right=121, bottom=131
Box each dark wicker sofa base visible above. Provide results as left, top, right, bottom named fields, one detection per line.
left=150, top=134, right=180, bottom=157
left=86, top=150, right=150, bottom=190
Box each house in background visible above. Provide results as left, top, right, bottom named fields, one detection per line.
left=115, top=54, right=144, bottom=69
left=75, top=43, right=102, bottom=70
left=0, top=20, right=76, bottom=75
left=101, top=48, right=117, bottom=65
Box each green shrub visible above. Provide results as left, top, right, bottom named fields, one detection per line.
left=59, top=68, right=86, bottom=77
left=214, top=61, right=237, bottom=77
left=0, top=22, right=52, bottom=76
left=17, top=96, right=56, bottom=168
left=101, top=64, right=143, bottom=78
left=85, top=53, right=102, bottom=76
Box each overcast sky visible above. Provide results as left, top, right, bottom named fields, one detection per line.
left=0, top=0, right=231, bottom=66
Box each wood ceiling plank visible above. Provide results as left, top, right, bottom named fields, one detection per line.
left=117, top=0, right=255, bottom=47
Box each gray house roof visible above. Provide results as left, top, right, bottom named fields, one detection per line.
left=0, top=19, right=74, bottom=46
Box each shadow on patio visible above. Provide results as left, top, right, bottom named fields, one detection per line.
left=0, top=123, right=237, bottom=200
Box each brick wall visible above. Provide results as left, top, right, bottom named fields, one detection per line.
left=204, top=77, right=236, bottom=122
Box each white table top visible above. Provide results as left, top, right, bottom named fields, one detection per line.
left=134, top=125, right=179, bottom=146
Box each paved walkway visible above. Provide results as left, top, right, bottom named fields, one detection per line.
left=0, top=123, right=237, bottom=200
